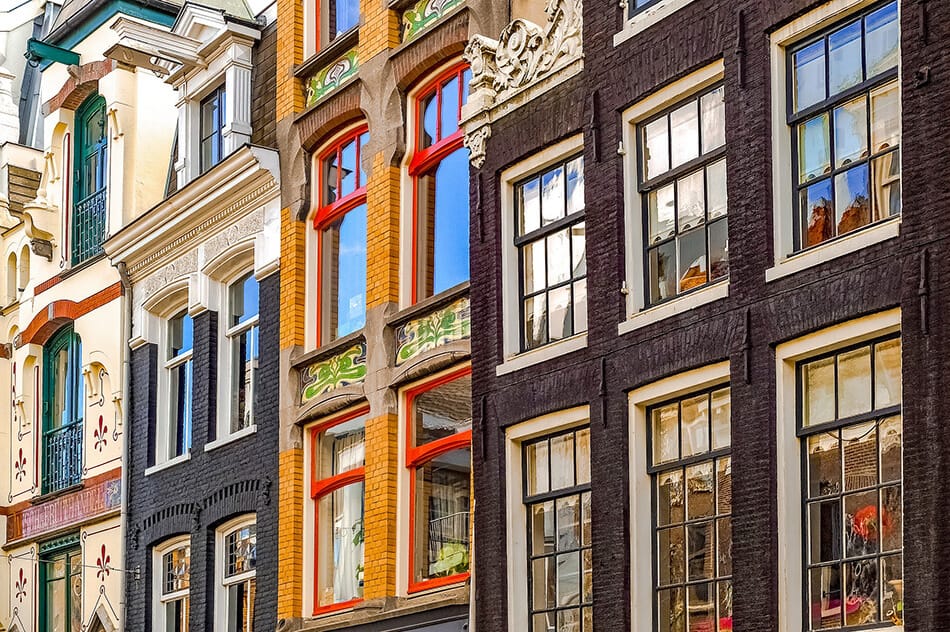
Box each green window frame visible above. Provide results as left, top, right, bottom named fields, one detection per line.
left=42, top=326, right=83, bottom=494
left=39, top=534, right=82, bottom=632
left=72, top=93, right=108, bottom=266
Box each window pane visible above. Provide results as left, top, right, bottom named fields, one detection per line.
left=165, top=598, right=189, bottom=632
left=169, top=312, right=193, bottom=358
left=828, top=20, right=863, bottom=96
left=547, top=285, right=573, bottom=342
left=644, top=117, right=670, bottom=180
left=880, top=555, right=903, bottom=625
left=809, top=565, right=842, bottom=629
left=649, top=241, right=677, bottom=304
left=524, top=294, right=547, bottom=350
left=880, top=485, right=902, bottom=553
left=556, top=495, right=580, bottom=549
left=550, top=432, right=575, bottom=491
left=834, top=164, right=870, bottom=237
left=808, top=432, right=841, bottom=497
left=802, top=178, right=834, bottom=248
left=565, top=157, right=585, bottom=216
left=319, top=414, right=366, bottom=479
left=879, top=415, right=902, bottom=483
left=420, top=91, right=437, bottom=149
left=717, top=517, right=732, bottom=575
left=523, top=239, right=546, bottom=296
left=865, top=2, right=899, bottom=77
left=700, top=87, right=725, bottom=153
left=844, top=490, right=879, bottom=557
left=708, top=218, right=729, bottom=283
left=323, top=203, right=367, bottom=341
left=520, top=176, right=541, bottom=235
left=870, top=82, right=900, bottom=153
left=686, top=462, right=714, bottom=520
left=340, top=138, right=357, bottom=198
left=413, top=448, right=471, bottom=582
left=412, top=373, right=471, bottom=446
left=526, top=439, right=550, bottom=496
left=833, top=97, right=868, bottom=169
left=546, top=229, right=571, bottom=287
left=808, top=499, right=842, bottom=563
left=229, top=274, right=259, bottom=327
left=680, top=395, right=709, bottom=457
left=837, top=346, right=872, bottom=418
left=531, top=557, right=556, bottom=611
left=575, top=428, right=591, bottom=486
left=676, top=170, right=705, bottom=232
left=670, top=101, right=699, bottom=168
left=648, top=183, right=676, bottom=244
left=572, top=279, right=588, bottom=335
left=657, top=470, right=685, bottom=526
left=163, top=545, right=191, bottom=593
left=226, top=580, right=254, bottom=632
left=170, top=358, right=193, bottom=458
left=428, top=147, right=470, bottom=296
left=794, top=39, right=826, bottom=112
left=556, top=551, right=580, bottom=606
left=842, top=420, right=876, bottom=493
left=687, top=583, right=714, bottom=631
left=803, top=357, right=835, bottom=426
left=717, top=458, right=732, bottom=515
left=657, top=586, right=686, bottom=632
left=658, top=526, right=685, bottom=585
left=706, top=159, right=727, bottom=221
left=799, top=114, right=831, bottom=184
left=541, top=165, right=566, bottom=226
left=871, top=151, right=901, bottom=220
left=440, top=75, right=460, bottom=139
left=230, top=326, right=258, bottom=433
left=843, top=559, right=878, bottom=625
left=324, top=152, right=339, bottom=204
left=225, top=524, right=257, bottom=577
left=531, top=500, right=555, bottom=556
left=653, top=403, right=679, bottom=465
left=571, top=222, right=586, bottom=279
left=316, top=482, right=364, bottom=606
left=334, top=0, right=359, bottom=36
left=678, top=229, right=707, bottom=294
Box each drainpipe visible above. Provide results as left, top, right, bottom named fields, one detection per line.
left=115, top=260, right=132, bottom=632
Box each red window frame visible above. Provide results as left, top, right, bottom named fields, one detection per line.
left=313, top=125, right=368, bottom=347
left=404, top=365, right=472, bottom=593
left=408, top=63, right=469, bottom=304
left=309, top=405, right=369, bottom=615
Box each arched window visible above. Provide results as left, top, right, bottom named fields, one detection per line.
left=215, top=516, right=257, bottom=632
left=6, top=251, right=16, bottom=304
left=224, top=272, right=259, bottom=435
left=313, top=126, right=369, bottom=345
left=18, top=245, right=29, bottom=295
left=153, top=536, right=191, bottom=632
left=72, top=94, right=108, bottom=265
left=408, top=64, right=471, bottom=303
left=42, top=325, right=83, bottom=493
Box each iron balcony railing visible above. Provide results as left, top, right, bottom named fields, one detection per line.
left=43, top=422, right=83, bottom=494
left=72, top=187, right=107, bottom=265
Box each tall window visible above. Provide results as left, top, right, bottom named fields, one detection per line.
left=311, top=408, right=367, bottom=614
left=155, top=538, right=191, bottom=632
left=218, top=519, right=257, bottom=632
left=639, top=84, right=727, bottom=305
left=798, top=337, right=902, bottom=630
left=39, top=536, right=82, bottom=632
left=523, top=427, right=592, bottom=632
left=789, top=1, right=900, bottom=251
left=405, top=368, right=472, bottom=592
left=515, top=155, right=587, bottom=351
left=319, top=0, right=359, bottom=48
left=409, top=65, right=471, bottom=302
left=314, top=127, right=368, bottom=345
left=72, top=93, right=108, bottom=265
left=648, top=387, right=732, bottom=632
left=200, top=85, right=227, bottom=173
left=42, top=326, right=83, bottom=494
left=159, top=311, right=193, bottom=463
left=225, top=273, right=259, bottom=435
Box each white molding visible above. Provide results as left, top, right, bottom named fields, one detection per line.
left=204, top=424, right=257, bottom=452
left=505, top=407, right=589, bottom=631
left=619, top=281, right=727, bottom=336
left=144, top=451, right=191, bottom=476
left=213, top=514, right=257, bottom=632
left=775, top=309, right=900, bottom=632
left=614, top=0, right=700, bottom=46
left=152, top=535, right=192, bottom=632
left=495, top=333, right=587, bottom=377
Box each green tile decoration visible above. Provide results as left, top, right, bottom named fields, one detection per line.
left=395, top=297, right=471, bottom=366
left=306, top=48, right=359, bottom=107
left=300, top=342, right=368, bottom=404
left=402, top=0, right=464, bottom=43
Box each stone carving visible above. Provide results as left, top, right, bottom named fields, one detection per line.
left=299, top=342, right=368, bottom=404
left=463, top=126, right=491, bottom=169
left=402, top=0, right=463, bottom=42
left=395, top=297, right=471, bottom=366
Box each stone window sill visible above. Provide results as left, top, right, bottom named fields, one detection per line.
left=496, top=333, right=587, bottom=377
left=619, top=281, right=728, bottom=336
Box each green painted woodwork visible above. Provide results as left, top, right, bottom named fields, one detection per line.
left=72, top=94, right=108, bottom=266
left=42, top=327, right=83, bottom=494
left=25, top=39, right=80, bottom=66
left=38, top=538, right=81, bottom=632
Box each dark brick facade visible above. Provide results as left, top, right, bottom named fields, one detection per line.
left=251, top=22, right=278, bottom=149
left=125, top=273, right=279, bottom=631
left=470, top=1, right=950, bottom=631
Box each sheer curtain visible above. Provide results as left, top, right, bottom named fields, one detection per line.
left=333, top=431, right=364, bottom=601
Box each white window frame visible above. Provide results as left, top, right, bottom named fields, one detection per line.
left=767, top=0, right=902, bottom=282
left=775, top=308, right=901, bottom=632
left=214, top=514, right=257, bottom=632
left=153, top=536, right=192, bottom=632
left=619, top=61, right=727, bottom=336
left=614, top=0, right=701, bottom=47
left=149, top=305, right=194, bottom=474
left=627, top=361, right=731, bottom=632
left=498, top=134, right=587, bottom=376
left=504, top=406, right=590, bottom=631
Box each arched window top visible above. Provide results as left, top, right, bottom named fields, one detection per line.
left=411, top=64, right=471, bottom=172
left=313, top=125, right=369, bottom=228
left=72, top=93, right=108, bottom=266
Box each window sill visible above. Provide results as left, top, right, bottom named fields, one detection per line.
left=145, top=453, right=191, bottom=476
left=765, top=219, right=900, bottom=282
left=294, top=27, right=360, bottom=79
left=496, top=333, right=587, bottom=377
left=619, top=281, right=728, bottom=336
left=204, top=424, right=257, bottom=452
left=614, top=0, right=699, bottom=46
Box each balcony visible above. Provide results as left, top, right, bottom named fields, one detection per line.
left=72, top=187, right=107, bottom=265
left=42, top=422, right=83, bottom=494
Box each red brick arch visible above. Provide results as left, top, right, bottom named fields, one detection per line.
left=17, top=282, right=122, bottom=348
left=43, top=60, right=117, bottom=116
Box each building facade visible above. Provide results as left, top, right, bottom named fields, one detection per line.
left=464, top=0, right=948, bottom=631
left=104, top=2, right=280, bottom=632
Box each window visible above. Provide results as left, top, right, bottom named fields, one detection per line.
left=409, top=64, right=472, bottom=303
left=787, top=1, right=899, bottom=252
left=40, top=536, right=82, bottom=632
left=522, top=427, right=592, bottom=632
left=319, top=0, right=359, bottom=49
left=638, top=84, right=727, bottom=306
left=311, top=408, right=367, bottom=614
left=648, top=387, right=732, bottom=632
left=42, top=326, right=83, bottom=494
left=217, top=518, right=257, bottom=632
left=404, top=367, right=472, bottom=592
left=72, top=93, right=108, bottom=266
left=797, top=337, right=902, bottom=630
left=514, top=155, right=587, bottom=351
left=155, top=537, right=191, bottom=632
left=314, top=127, right=368, bottom=345
left=158, top=311, right=193, bottom=464
left=200, top=85, right=227, bottom=173
left=224, top=273, right=259, bottom=435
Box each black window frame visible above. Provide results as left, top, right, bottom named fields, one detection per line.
left=199, top=84, right=227, bottom=174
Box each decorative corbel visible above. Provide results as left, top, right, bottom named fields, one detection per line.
left=82, top=362, right=107, bottom=407
left=21, top=200, right=55, bottom=261
left=107, top=108, right=123, bottom=140
left=14, top=395, right=27, bottom=428
left=112, top=391, right=123, bottom=426
left=0, top=196, right=19, bottom=229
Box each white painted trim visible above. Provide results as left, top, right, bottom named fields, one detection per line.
left=768, top=0, right=901, bottom=277
left=614, top=0, right=701, bottom=46
left=213, top=514, right=257, bottom=632
left=495, top=333, right=587, bottom=377
left=620, top=61, right=725, bottom=323
left=774, top=309, right=900, bottom=632
left=627, top=362, right=730, bottom=632
left=144, top=452, right=191, bottom=476
left=152, top=535, right=191, bottom=632
left=204, top=424, right=257, bottom=452
left=500, top=134, right=585, bottom=364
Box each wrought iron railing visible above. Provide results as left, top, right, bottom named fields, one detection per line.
left=42, top=422, right=83, bottom=494
left=71, top=187, right=107, bottom=265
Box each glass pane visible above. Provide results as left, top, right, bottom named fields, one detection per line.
left=533, top=612, right=553, bottom=632
left=644, top=117, right=670, bottom=179
left=844, top=490, right=879, bottom=558
left=870, top=82, right=900, bottom=153
left=808, top=431, right=841, bottom=497
left=837, top=346, right=872, bottom=418
left=558, top=608, right=580, bottom=632
left=430, top=148, right=471, bottom=296
left=324, top=203, right=367, bottom=341
left=541, top=165, right=566, bottom=226
left=842, top=421, right=877, bottom=492
left=865, top=2, right=899, bottom=77
left=670, top=101, right=699, bottom=168
left=46, top=576, right=65, bottom=632
left=809, top=565, right=842, bottom=629
left=708, top=218, right=729, bottom=283
left=420, top=92, right=437, bottom=149
left=225, top=524, right=257, bottom=577
left=340, top=138, right=357, bottom=198
left=412, top=374, right=472, bottom=446
left=531, top=501, right=555, bottom=556
left=358, top=132, right=369, bottom=185
left=226, top=580, right=254, bottom=632
left=440, top=75, right=460, bottom=139
left=648, top=183, right=676, bottom=244
left=802, top=178, right=835, bottom=247
left=649, top=241, right=677, bottom=304
left=799, top=114, right=832, bottom=184
left=686, top=462, right=714, bottom=520
left=556, top=551, right=580, bottom=606
left=794, top=39, right=826, bottom=112
left=316, top=481, right=364, bottom=606
left=526, top=440, right=550, bottom=496
left=653, top=403, right=679, bottom=465
left=546, top=229, right=571, bottom=287
left=709, top=388, right=730, bottom=451
left=657, top=586, right=686, bottom=632
left=169, top=312, right=193, bottom=358
left=550, top=433, right=575, bottom=490
left=566, top=156, right=585, bottom=216
left=575, top=428, right=591, bottom=485
left=686, top=583, right=714, bottom=631
left=230, top=326, right=257, bottom=433
left=828, top=20, right=863, bottom=96
left=334, top=0, right=360, bottom=36
left=165, top=598, right=189, bottom=632
left=871, top=151, right=901, bottom=220
left=532, top=557, right=556, bottom=611
left=880, top=555, right=903, bottom=626
left=547, top=285, right=573, bottom=342
left=413, top=448, right=471, bottom=582
left=583, top=606, right=593, bottom=632
left=706, top=159, right=727, bottom=220
left=686, top=523, right=713, bottom=581
left=718, top=517, right=732, bottom=575
left=833, top=97, right=868, bottom=168
left=164, top=545, right=191, bottom=593
left=229, top=274, right=258, bottom=327
left=520, top=177, right=541, bottom=235
left=700, top=87, right=725, bottom=153
left=879, top=415, right=902, bottom=484
left=873, top=340, right=901, bottom=409
left=524, top=294, right=547, bottom=350
left=657, top=526, right=685, bottom=585
left=324, top=151, right=339, bottom=204
left=556, top=495, right=581, bottom=549
left=318, top=414, right=366, bottom=479
left=523, top=239, right=546, bottom=296
left=657, top=470, right=685, bottom=526
left=717, top=457, right=732, bottom=515
left=880, top=485, right=901, bottom=553
left=571, top=222, right=586, bottom=279
left=808, top=499, right=842, bottom=563
left=803, top=356, right=835, bottom=426
left=843, top=559, right=878, bottom=625
left=582, top=548, right=593, bottom=603
left=581, top=491, right=592, bottom=546
left=676, top=170, right=705, bottom=231
left=678, top=229, right=707, bottom=294
left=681, top=394, right=709, bottom=458
left=835, top=165, right=871, bottom=236
left=718, top=581, right=733, bottom=631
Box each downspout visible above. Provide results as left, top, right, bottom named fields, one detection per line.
left=116, top=260, right=132, bottom=632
